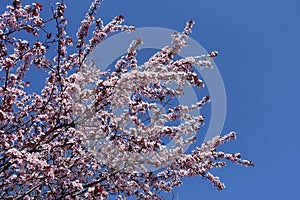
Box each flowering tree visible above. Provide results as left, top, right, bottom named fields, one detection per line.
left=0, top=0, right=254, bottom=199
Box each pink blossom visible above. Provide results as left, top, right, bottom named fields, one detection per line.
left=0, top=0, right=253, bottom=199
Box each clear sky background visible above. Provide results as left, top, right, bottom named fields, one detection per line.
left=66, top=1, right=300, bottom=199
left=3, top=0, right=300, bottom=199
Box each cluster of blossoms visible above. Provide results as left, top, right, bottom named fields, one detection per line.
left=0, top=0, right=253, bottom=199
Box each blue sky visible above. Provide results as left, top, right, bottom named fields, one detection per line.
left=73, top=1, right=299, bottom=199
left=3, top=0, right=300, bottom=199
left=96, top=0, right=299, bottom=199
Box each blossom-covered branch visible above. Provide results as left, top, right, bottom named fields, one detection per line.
left=0, top=0, right=253, bottom=199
